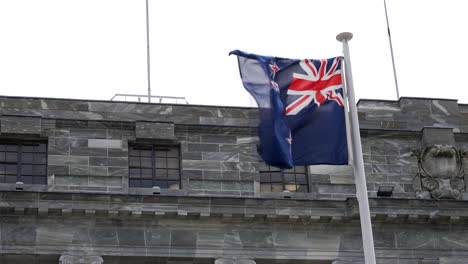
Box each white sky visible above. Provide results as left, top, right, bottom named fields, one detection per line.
left=0, top=0, right=467, bottom=107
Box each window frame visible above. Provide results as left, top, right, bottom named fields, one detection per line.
left=259, top=164, right=309, bottom=193
left=0, top=140, right=48, bottom=185
left=128, top=143, right=181, bottom=189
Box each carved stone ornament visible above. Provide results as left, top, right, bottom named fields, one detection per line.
left=415, top=144, right=465, bottom=199
left=215, top=257, right=256, bottom=264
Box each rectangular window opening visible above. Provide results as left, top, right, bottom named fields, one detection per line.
left=259, top=164, right=308, bottom=193
left=129, top=144, right=181, bottom=189
left=0, top=141, right=48, bottom=185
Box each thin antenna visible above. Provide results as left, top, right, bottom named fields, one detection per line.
left=384, top=0, right=400, bottom=99
left=145, top=0, right=152, bottom=103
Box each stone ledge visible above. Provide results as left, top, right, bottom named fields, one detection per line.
left=2, top=191, right=468, bottom=224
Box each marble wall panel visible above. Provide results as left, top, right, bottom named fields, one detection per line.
left=1, top=116, right=41, bottom=135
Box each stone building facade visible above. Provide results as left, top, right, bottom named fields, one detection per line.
left=0, top=96, right=468, bottom=264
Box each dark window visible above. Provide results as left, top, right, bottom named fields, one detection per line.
left=0, top=142, right=47, bottom=184
left=259, top=164, right=308, bottom=193
left=129, top=144, right=180, bottom=189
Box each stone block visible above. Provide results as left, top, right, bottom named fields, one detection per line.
left=373, top=231, right=396, bottom=248
left=1, top=115, right=41, bottom=135
left=239, top=152, right=260, bottom=162
left=224, top=232, right=242, bottom=248
left=220, top=144, right=257, bottom=154
left=89, top=166, right=109, bottom=176
left=89, top=228, right=119, bottom=245
left=204, top=180, right=223, bottom=190
left=117, top=229, right=145, bottom=246
left=197, top=231, right=225, bottom=248
left=181, top=169, right=203, bottom=179
left=172, top=105, right=218, bottom=117
left=400, top=98, right=432, bottom=114
left=108, top=148, right=128, bottom=157
left=200, top=116, right=254, bottom=126
left=430, top=99, right=460, bottom=116
left=339, top=231, right=362, bottom=251
left=308, top=164, right=353, bottom=175
left=201, top=135, right=237, bottom=143
left=422, top=127, right=455, bottom=146
left=145, top=230, right=170, bottom=247
left=202, top=152, right=238, bottom=161
left=88, top=176, right=121, bottom=187
left=108, top=167, right=128, bottom=177
left=55, top=175, right=88, bottom=186
left=70, top=128, right=107, bottom=139
left=48, top=144, right=70, bottom=155
left=396, top=230, right=436, bottom=250
left=318, top=184, right=356, bottom=195
left=187, top=143, right=219, bottom=152
left=171, top=230, right=197, bottom=247
left=89, top=157, right=128, bottom=167
left=72, top=227, right=92, bottom=244
left=48, top=165, right=69, bottom=175
left=135, top=121, right=175, bottom=139
left=222, top=181, right=241, bottom=191
left=1, top=224, right=37, bottom=244
left=48, top=155, right=89, bottom=166
left=88, top=139, right=123, bottom=149
left=182, top=160, right=221, bottom=170
left=36, top=225, right=74, bottom=245
left=440, top=257, right=468, bottom=264
left=239, top=231, right=273, bottom=248
left=437, top=231, right=468, bottom=250
left=69, top=166, right=90, bottom=176
left=182, top=152, right=202, bottom=160
left=330, top=175, right=354, bottom=184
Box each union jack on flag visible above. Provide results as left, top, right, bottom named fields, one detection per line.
left=285, top=57, right=344, bottom=115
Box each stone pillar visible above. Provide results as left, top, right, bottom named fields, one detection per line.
left=215, top=258, right=256, bottom=264
left=59, top=255, right=104, bottom=264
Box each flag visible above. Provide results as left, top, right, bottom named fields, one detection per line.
left=230, top=50, right=348, bottom=168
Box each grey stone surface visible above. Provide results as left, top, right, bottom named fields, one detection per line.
left=88, top=139, right=123, bottom=148
left=1, top=115, right=41, bottom=135
left=135, top=121, right=175, bottom=139
left=422, top=127, right=456, bottom=146
left=1, top=96, right=468, bottom=264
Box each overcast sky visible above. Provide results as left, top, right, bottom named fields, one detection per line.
left=1, top=0, right=467, bottom=106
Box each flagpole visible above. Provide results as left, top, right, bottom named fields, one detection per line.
left=384, top=0, right=400, bottom=99
left=145, top=0, right=152, bottom=103
left=336, top=32, right=377, bottom=264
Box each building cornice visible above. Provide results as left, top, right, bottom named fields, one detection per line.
left=1, top=190, right=467, bottom=225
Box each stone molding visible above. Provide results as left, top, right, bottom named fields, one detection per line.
left=3, top=191, right=468, bottom=224
left=59, top=255, right=103, bottom=264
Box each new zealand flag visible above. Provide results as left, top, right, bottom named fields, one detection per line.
left=230, top=50, right=348, bottom=168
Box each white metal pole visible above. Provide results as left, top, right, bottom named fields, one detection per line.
left=145, top=0, right=152, bottom=103
left=336, top=32, right=377, bottom=264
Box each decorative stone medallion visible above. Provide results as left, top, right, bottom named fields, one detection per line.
left=415, top=144, right=465, bottom=199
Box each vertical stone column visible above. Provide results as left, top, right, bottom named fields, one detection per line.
left=59, top=255, right=104, bottom=264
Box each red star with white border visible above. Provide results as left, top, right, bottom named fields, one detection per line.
left=269, top=62, right=279, bottom=78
